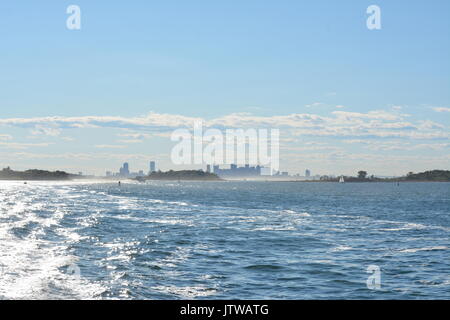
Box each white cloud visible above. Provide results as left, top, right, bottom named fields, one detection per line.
left=0, top=110, right=448, bottom=144
left=282, top=145, right=343, bottom=152
left=0, top=113, right=202, bottom=131
left=117, top=132, right=152, bottom=139
left=432, top=107, right=450, bottom=113
left=343, top=139, right=450, bottom=151
left=0, top=151, right=165, bottom=162
left=0, top=142, right=53, bottom=149
left=95, top=145, right=127, bottom=149
left=0, top=134, right=12, bottom=141
left=116, top=139, right=144, bottom=144
left=331, top=110, right=405, bottom=121
left=418, top=120, right=445, bottom=130
left=31, top=125, right=61, bottom=136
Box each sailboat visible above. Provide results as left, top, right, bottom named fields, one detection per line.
left=339, top=176, right=345, bottom=183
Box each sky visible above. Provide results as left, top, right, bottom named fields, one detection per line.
left=0, top=0, right=449, bottom=176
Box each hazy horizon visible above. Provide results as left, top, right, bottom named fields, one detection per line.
left=1, top=1, right=449, bottom=176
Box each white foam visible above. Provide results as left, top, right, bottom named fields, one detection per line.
left=399, top=246, right=448, bottom=253
left=151, top=285, right=218, bottom=299
left=331, top=245, right=353, bottom=252
left=281, top=210, right=311, bottom=217
left=0, top=183, right=107, bottom=299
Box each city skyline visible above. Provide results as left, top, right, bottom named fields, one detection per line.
left=0, top=1, right=449, bottom=176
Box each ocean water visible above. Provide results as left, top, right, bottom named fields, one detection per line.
left=0, top=180, right=449, bottom=300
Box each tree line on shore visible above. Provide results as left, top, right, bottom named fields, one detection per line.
left=319, top=170, right=450, bottom=182
left=138, top=170, right=221, bottom=181
left=0, top=167, right=74, bottom=180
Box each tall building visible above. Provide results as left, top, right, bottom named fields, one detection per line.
left=149, top=161, right=156, bottom=173
left=119, top=162, right=130, bottom=176
left=206, top=164, right=211, bottom=173
left=305, top=169, right=311, bottom=177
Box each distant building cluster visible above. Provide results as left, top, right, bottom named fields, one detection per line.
left=106, top=161, right=157, bottom=178
left=291, top=169, right=321, bottom=180
left=104, top=161, right=317, bottom=180
left=212, top=164, right=263, bottom=178
left=206, top=164, right=320, bottom=179
left=209, top=164, right=293, bottom=178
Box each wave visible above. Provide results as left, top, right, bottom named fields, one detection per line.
left=330, top=245, right=353, bottom=252
left=151, top=285, right=218, bottom=299
left=280, top=210, right=311, bottom=217
left=398, top=246, right=448, bottom=253
left=244, top=264, right=284, bottom=271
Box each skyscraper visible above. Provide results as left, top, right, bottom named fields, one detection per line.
left=119, top=162, right=130, bottom=176
left=150, top=161, right=156, bottom=173
left=305, top=169, right=311, bottom=177
left=123, top=163, right=130, bottom=176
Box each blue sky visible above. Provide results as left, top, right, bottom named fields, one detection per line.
left=0, top=0, right=449, bottom=176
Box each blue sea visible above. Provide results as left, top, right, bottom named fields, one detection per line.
left=0, top=181, right=449, bottom=299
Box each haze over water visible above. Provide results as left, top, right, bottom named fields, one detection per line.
left=0, top=181, right=449, bottom=299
